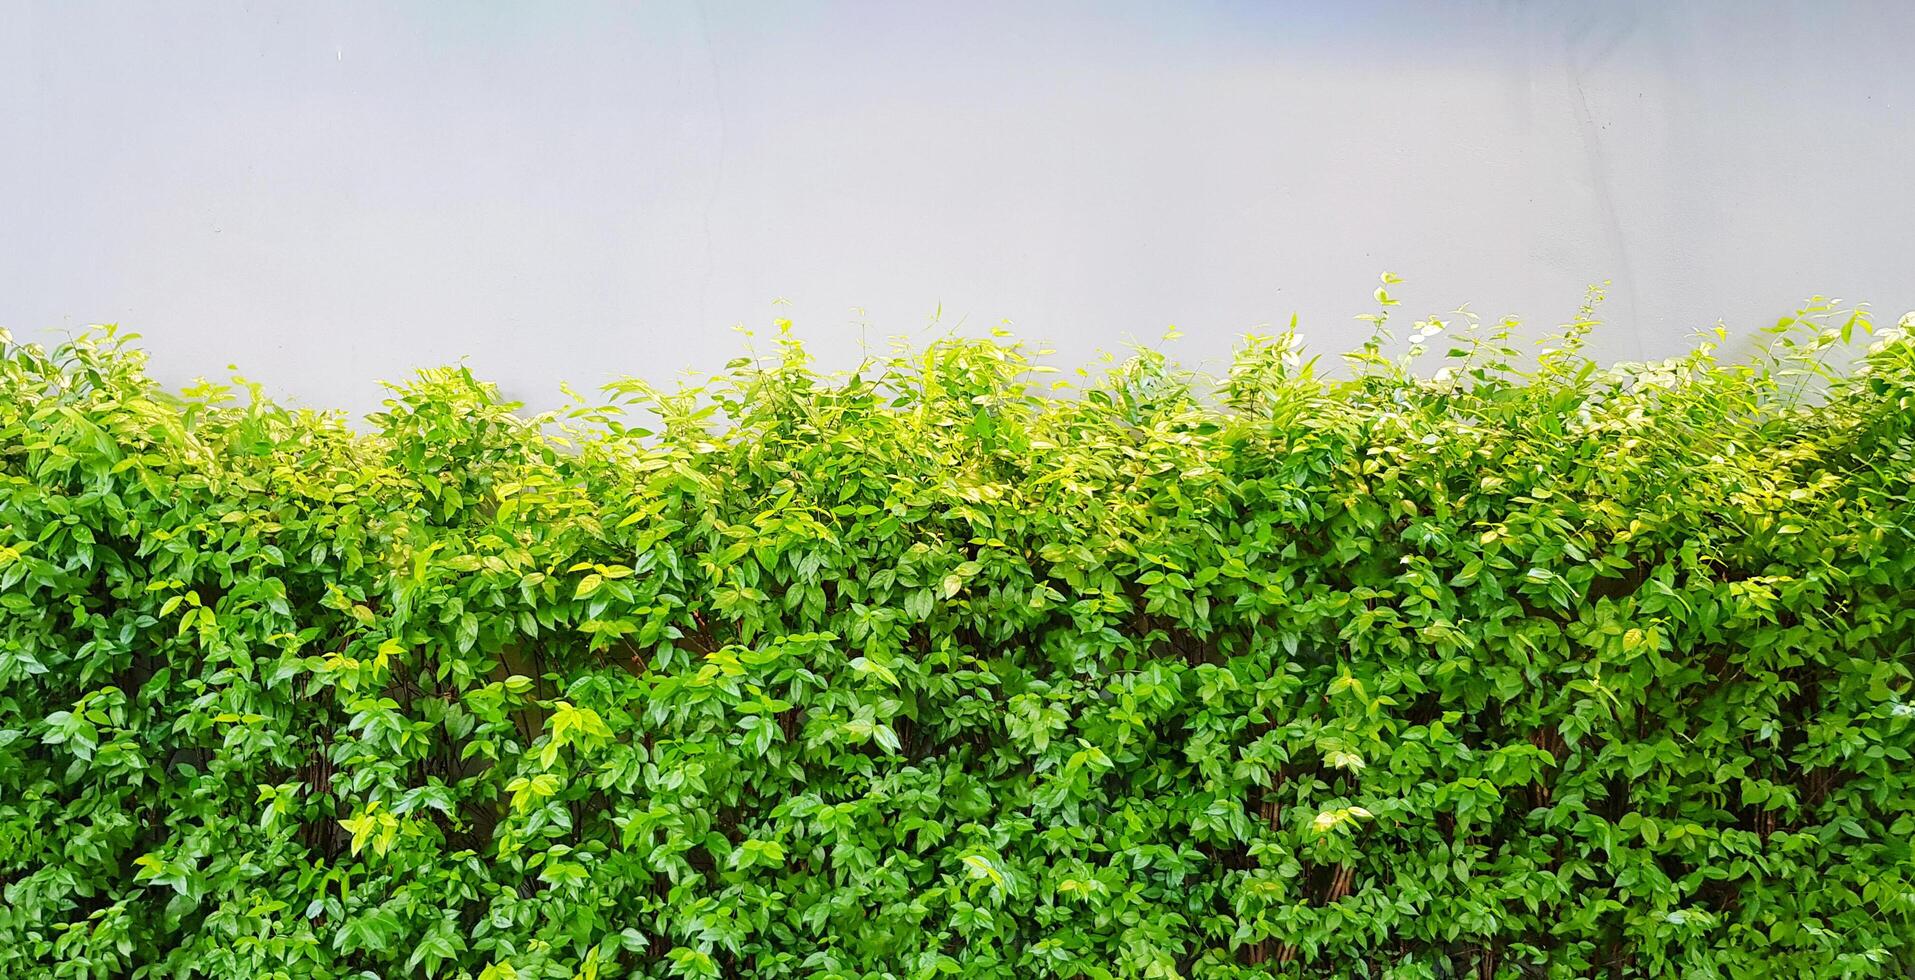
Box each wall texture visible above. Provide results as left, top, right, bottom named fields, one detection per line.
left=4, top=1, right=1912, bottom=414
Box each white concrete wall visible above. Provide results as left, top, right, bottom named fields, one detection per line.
left=4, top=1, right=1912, bottom=414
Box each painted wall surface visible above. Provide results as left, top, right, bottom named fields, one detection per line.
left=4, top=1, right=1913, bottom=414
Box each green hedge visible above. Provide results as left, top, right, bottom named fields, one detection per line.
left=3, top=292, right=1914, bottom=979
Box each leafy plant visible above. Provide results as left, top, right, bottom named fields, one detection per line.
left=2, top=290, right=1913, bottom=979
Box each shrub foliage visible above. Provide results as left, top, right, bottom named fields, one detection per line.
left=3, top=291, right=1914, bottom=979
